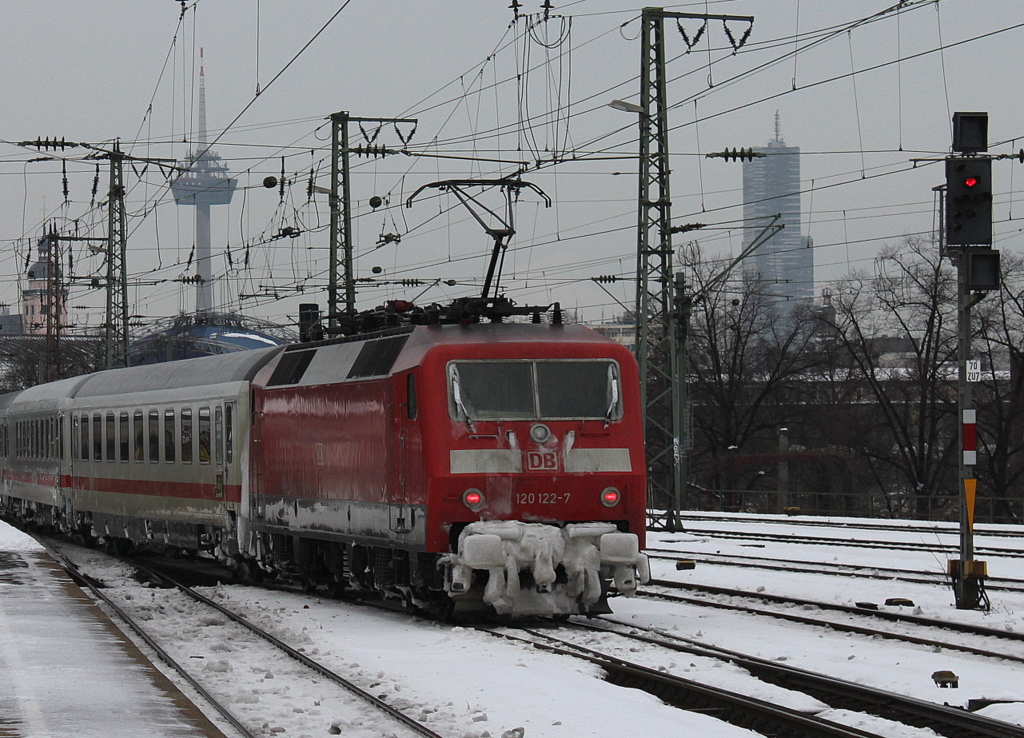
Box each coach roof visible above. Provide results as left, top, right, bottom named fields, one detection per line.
left=73, top=345, right=284, bottom=399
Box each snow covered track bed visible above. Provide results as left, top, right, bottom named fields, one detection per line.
left=639, top=579, right=1024, bottom=662
left=479, top=623, right=889, bottom=738
left=44, top=538, right=748, bottom=738
left=48, top=551, right=257, bottom=738
left=47, top=541, right=444, bottom=738
left=642, top=512, right=1024, bottom=733
left=645, top=548, right=1024, bottom=593
left=493, top=620, right=1024, bottom=738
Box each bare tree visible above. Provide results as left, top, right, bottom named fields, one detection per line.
left=683, top=245, right=823, bottom=493
left=821, top=236, right=959, bottom=517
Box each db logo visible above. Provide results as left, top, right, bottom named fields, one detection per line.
left=526, top=451, right=559, bottom=471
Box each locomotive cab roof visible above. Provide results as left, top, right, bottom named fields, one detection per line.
left=252, top=322, right=632, bottom=390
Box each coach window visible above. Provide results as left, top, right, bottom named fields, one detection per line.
left=214, top=407, right=224, bottom=465
left=148, top=410, right=160, bottom=463
left=225, top=404, right=234, bottom=464
left=119, top=412, right=130, bottom=462
left=71, top=416, right=79, bottom=460
left=81, top=415, right=90, bottom=461
left=93, top=414, right=103, bottom=461
left=164, top=409, right=176, bottom=463
left=198, top=407, right=211, bottom=464
left=180, top=408, right=193, bottom=464
left=105, top=413, right=116, bottom=462
left=133, top=411, right=144, bottom=462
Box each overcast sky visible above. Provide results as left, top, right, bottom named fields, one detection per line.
left=2, top=1, right=1022, bottom=330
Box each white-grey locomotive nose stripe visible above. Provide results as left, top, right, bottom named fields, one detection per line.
left=449, top=448, right=631, bottom=474
left=450, top=449, right=522, bottom=474
left=564, top=448, right=631, bottom=473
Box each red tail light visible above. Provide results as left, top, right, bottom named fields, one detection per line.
left=463, top=488, right=485, bottom=511
left=601, top=487, right=621, bottom=507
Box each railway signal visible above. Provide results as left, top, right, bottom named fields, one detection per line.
left=942, top=111, right=997, bottom=611
left=945, top=157, right=992, bottom=246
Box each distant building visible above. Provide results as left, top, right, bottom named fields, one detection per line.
left=742, top=113, right=814, bottom=307
left=590, top=314, right=636, bottom=352
left=20, top=233, right=66, bottom=336
left=0, top=306, right=23, bottom=337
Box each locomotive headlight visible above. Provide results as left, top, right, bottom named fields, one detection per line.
left=529, top=423, right=551, bottom=444
left=462, top=488, right=486, bottom=511
left=600, top=487, right=621, bottom=507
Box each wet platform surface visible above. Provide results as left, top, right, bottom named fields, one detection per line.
left=0, top=529, right=227, bottom=738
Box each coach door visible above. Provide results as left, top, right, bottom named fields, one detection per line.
left=388, top=374, right=415, bottom=536
left=212, top=402, right=235, bottom=507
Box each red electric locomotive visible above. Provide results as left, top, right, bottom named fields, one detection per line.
left=0, top=302, right=649, bottom=616
left=250, top=317, right=649, bottom=615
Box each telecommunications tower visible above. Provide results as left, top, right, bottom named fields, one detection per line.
left=170, top=49, right=237, bottom=314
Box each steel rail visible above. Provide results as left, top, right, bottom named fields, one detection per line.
left=669, top=513, right=1024, bottom=540
left=643, top=578, right=1024, bottom=645
left=571, top=619, right=1024, bottom=738
left=645, top=547, right=1024, bottom=593
left=480, top=625, right=884, bottom=738
left=670, top=526, right=1024, bottom=558
left=131, top=559, right=445, bottom=738
left=47, top=551, right=256, bottom=738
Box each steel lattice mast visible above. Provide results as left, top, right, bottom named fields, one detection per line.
left=104, top=144, right=129, bottom=369
left=632, top=8, right=753, bottom=531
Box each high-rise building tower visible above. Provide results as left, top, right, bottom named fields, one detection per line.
left=170, top=49, right=237, bottom=314
left=741, top=113, right=814, bottom=306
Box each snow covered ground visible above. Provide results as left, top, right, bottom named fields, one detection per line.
left=3, top=515, right=1024, bottom=738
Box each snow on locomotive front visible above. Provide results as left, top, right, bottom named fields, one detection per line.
left=416, top=323, right=650, bottom=616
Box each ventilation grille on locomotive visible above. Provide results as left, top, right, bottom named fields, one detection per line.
left=267, top=350, right=316, bottom=386
left=347, top=336, right=409, bottom=379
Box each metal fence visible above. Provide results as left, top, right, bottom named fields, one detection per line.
left=680, top=488, right=1023, bottom=525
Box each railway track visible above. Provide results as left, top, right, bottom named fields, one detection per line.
left=478, top=623, right=883, bottom=738
left=484, top=620, right=1024, bottom=738
left=46, top=542, right=445, bottom=738
left=638, top=578, right=1024, bottom=663
left=43, top=548, right=255, bottom=738
left=670, top=513, right=1024, bottom=540
left=665, top=526, right=1024, bottom=558
left=645, top=547, right=1024, bottom=593
left=574, top=618, right=1024, bottom=738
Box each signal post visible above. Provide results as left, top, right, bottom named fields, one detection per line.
left=944, top=112, right=996, bottom=610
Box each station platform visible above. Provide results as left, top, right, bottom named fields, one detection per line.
left=0, top=521, right=226, bottom=738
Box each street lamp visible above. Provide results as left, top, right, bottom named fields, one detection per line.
left=608, top=99, right=645, bottom=115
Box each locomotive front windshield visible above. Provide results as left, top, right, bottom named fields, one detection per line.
left=449, top=360, right=621, bottom=421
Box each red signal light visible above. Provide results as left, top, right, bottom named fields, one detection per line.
left=600, top=487, right=621, bottom=507
left=964, top=176, right=979, bottom=188
left=462, top=489, right=485, bottom=510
